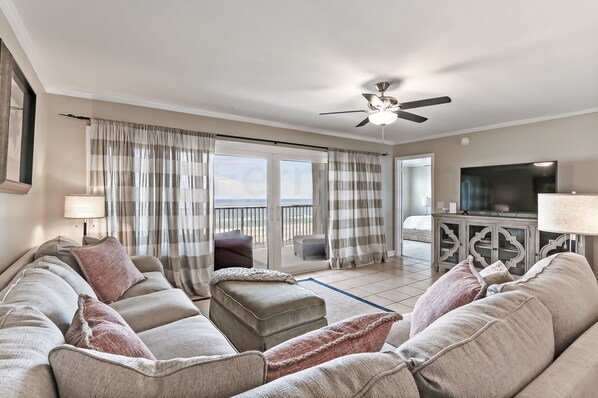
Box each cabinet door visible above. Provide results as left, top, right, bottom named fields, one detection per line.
left=496, top=226, right=528, bottom=276
left=437, top=221, right=462, bottom=268
left=537, top=231, right=585, bottom=258
left=467, top=223, right=493, bottom=268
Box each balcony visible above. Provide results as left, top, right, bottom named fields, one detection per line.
left=214, top=205, right=315, bottom=248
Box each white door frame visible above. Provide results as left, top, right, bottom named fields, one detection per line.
left=395, top=153, right=435, bottom=260
left=215, top=141, right=327, bottom=272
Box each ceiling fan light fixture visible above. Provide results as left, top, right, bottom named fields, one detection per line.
left=369, top=110, right=397, bottom=126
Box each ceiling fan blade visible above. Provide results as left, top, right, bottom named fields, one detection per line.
left=400, top=96, right=452, bottom=110
left=355, top=117, right=370, bottom=127
left=396, top=110, right=428, bottom=123
left=362, top=93, right=384, bottom=108
left=319, top=110, right=366, bottom=115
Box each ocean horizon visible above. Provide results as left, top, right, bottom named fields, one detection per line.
left=215, top=198, right=313, bottom=207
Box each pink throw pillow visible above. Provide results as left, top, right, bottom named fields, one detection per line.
left=264, top=312, right=402, bottom=382
left=410, top=257, right=485, bottom=337
left=66, top=294, right=155, bottom=360
left=71, top=236, right=145, bottom=303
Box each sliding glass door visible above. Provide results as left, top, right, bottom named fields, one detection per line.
left=214, top=141, right=328, bottom=274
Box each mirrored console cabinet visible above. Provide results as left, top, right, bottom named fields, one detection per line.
left=433, top=213, right=584, bottom=276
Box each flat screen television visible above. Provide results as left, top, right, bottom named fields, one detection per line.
left=460, top=161, right=557, bottom=214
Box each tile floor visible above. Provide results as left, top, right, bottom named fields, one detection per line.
left=295, top=256, right=442, bottom=314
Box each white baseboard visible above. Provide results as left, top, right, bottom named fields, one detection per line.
left=388, top=250, right=396, bottom=257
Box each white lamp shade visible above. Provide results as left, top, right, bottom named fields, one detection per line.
left=368, top=110, right=398, bottom=126
left=421, top=196, right=432, bottom=206
left=64, top=195, right=105, bottom=219
left=538, top=193, right=598, bottom=236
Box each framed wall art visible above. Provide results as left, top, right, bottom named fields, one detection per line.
left=0, top=39, right=36, bottom=194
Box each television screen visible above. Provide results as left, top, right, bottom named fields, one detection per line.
left=460, top=161, right=557, bottom=214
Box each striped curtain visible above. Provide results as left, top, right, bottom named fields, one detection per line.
left=328, top=149, right=388, bottom=269
left=89, top=118, right=215, bottom=297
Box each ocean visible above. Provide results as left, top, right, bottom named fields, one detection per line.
left=215, top=198, right=313, bottom=207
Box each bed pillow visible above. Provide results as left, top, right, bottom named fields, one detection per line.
left=410, top=256, right=485, bottom=337
left=71, top=237, right=145, bottom=303
left=65, top=294, right=155, bottom=360
left=264, top=312, right=401, bottom=382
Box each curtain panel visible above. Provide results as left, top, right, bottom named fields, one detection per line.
left=89, top=118, right=215, bottom=296
left=328, top=149, right=388, bottom=269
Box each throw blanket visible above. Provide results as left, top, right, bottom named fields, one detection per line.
left=209, top=267, right=297, bottom=286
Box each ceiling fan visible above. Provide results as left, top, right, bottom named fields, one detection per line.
left=319, top=82, right=451, bottom=128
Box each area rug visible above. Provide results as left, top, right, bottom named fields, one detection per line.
left=297, top=278, right=392, bottom=324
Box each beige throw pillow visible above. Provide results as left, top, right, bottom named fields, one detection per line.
left=71, top=237, right=145, bottom=303
left=480, top=260, right=514, bottom=287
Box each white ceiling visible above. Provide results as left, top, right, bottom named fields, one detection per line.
left=3, top=0, right=598, bottom=144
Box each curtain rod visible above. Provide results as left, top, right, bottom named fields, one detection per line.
left=59, top=113, right=388, bottom=156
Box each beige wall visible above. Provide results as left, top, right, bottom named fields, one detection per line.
left=394, top=112, right=598, bottom=268
left=0, top=11, right=48, bottom=271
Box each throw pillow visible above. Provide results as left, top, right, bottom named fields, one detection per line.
left=71, top=236, right=145, bottom=303
left=65, top=294, right=155, bottom=359
left=35, top=236, right=82, bottom=275
left=264, top=312, right=402, bottom=382
left=479, top=260, right=513, bottom=287
left=410, top=256, right=485, bottom=337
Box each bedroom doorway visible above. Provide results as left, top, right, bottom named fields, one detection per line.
left=396, top=154, right=434, bottom=262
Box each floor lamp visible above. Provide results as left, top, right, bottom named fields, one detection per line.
left=64, top=194, right=105, bottom=236
left=538, top=193, right=598, bottom=253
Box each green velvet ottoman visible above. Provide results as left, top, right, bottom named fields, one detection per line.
left=209, top=280, right=327, bottom=352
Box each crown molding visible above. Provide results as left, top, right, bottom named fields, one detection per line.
left=48, top=86, right=394, bottom=145
left=0, top=0, right=48, bottom=89
left=393, top=106, right=598, bottom=145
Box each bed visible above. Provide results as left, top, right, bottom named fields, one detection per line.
left=403, top=215, right=432, bottom=243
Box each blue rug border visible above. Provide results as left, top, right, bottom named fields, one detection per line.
left=297, top=277, right=393, bottom=312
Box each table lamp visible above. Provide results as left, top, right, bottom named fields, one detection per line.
left=538, top=193, right=598, bottom=252
left=64, top=194, right=105, bottom=236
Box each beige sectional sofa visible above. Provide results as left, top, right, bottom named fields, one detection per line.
left=1, top=240, right=598, bottom=397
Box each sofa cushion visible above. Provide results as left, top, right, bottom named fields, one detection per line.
left=71, top=236, right=145, bottom=303
left=488, top=252, right=598, bottom=355
left=49, top=345, right=266, bottom=398
left=0, top=306, right=64, bottom=398
left=396, top=291, right=554, bottom=398
left=386, top=313, right=412, bottom=348
left=138, top=315, right=237, bottom=359
left=235, top=351, right=419, bottom=398
left=0, top=268, right=78, bottom=334
left=515, top=322, right=598, bottom=398
left=264, top=312, right=401, bottom=382
left=130, top=255, right=165, bottom=274
left=110, top=289, right=200, bottom=333
left=30, top=256, right=97, bottom=298
left=66, top=294, right=155, bottom=360
left=211, top=281, right=326, bottom=336
left=119, top=271, right=172, bottom=300
left=35, top=235, right=82, bottom=275
left=410, top=257, right=485, bottom=337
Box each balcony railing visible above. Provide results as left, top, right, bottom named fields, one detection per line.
left=214, top=205, right=314, bottom=249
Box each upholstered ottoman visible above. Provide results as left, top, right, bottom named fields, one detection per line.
left=209, top=281, right=327, bottom=352
left=293, top=234, right=326, bottom=260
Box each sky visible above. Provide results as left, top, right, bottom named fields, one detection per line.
left=214, top=155, right=313, bottom=201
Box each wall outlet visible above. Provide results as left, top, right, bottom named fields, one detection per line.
left=437, top=202, right=444, bottom=210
